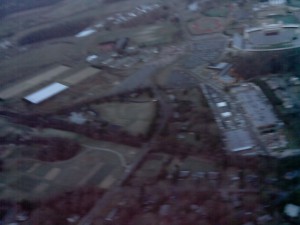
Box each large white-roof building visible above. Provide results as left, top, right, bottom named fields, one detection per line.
left=24, top=82, right=69, bottom=104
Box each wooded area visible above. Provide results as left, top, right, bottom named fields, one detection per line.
left=0, top=0, right=63, bottom=19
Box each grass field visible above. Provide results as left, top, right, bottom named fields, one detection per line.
left=203, top=7, right=229, bottom=18
left=0, top=65, right=70, bottom=99
left=288, top=0, right=300, bottom=7
left=187, top=17, right=225, bottom=35
left=0, top=43, right=78, bottom=86
left=180, top=156, right=216, bottom=172
left=93, top=22, right=179, bottom=47
left=91, top=101, right=156, bottom=135
left=0, top=141, right=135, bottom=200
left=267, top=15, right=299, bottom=24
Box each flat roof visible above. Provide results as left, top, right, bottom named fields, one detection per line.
left=221, top=112, right=232, bottom=118
left=75, top=29, right=96, bottom=38
left=232, top=85, right=278, bottom=128
left=24, top=83, right=69, bottom=104
left=285, top=204, right=300, bottom=218
left=217, top=102, right=227, bottom=107
left=225, top=129, right=255, bottom=152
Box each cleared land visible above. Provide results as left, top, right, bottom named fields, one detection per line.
left=0, top=141, right=137, bottom=200
left=0, top=65, right=70, bottom=99
left=93, top=22, right=179, bottom=47
left=91, top=101, right=156, bottom=135
left=187, top=17, right=225, bottom=35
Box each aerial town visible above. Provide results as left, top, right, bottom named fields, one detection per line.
left=0, top=0, right=300, bottom=224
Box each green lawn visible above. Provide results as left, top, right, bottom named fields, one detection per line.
left=203, top=7, right=229, bottom=17
left=0, top=146, right=125, bottom=200
left=288, top=0, right=300, bottom=7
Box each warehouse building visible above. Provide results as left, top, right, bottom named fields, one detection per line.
left=24, top=82, right=69, bottom=104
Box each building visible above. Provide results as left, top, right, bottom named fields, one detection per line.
left=208, top=62, right=236, bottom=85
left=224, top=129, right=255, bottom=152
left=115, top=37, right=129, bottom=53
left=233, top=23, right=300, bottom=51
left=284, top=204, right=300, bottom=218
left=269, top=0, right=286, bottom=5
left=23, top=82, right=69, bottom=104
left=231, top=84, right=280, bottom=133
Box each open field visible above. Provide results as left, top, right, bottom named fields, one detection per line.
left=91, top=101, right=156, bottom=135
left=0, top=65, right=70, bottom=100
left=203, top=6, right=230, bottom=18
left=63, top=67, right=101, bottom=85
left=91, top=22, right=179, bottom=47
left=133, top=23, right=179, bottom=46
left=0, top=140, right=138, bottom=200
left=0, top=43, right=80, bottom=85
left=187, top=17, right=225, bottom=35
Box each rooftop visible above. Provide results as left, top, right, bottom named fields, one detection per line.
left=225, top=129, right=255, bottom=152
left=24, top=82, right=69, bottom=104
left=231, top=84, right=278, bottom=129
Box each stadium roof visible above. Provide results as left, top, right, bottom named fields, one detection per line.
left=234, top=24, right=300, bottom=51
left=247, top=27, right=296, bottom=46
left=24, top=82, right=69, bottom=104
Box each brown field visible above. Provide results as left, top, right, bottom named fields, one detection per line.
left=63, top=67, right=101, bottom=85
left=187, top=17, right=226, bottom=35
left=91, top=101, right=156, bottom=135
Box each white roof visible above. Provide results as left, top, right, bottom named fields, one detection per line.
left=285, top=204, right=300, bottom=217
left=75, top=29, right=96, bottom=38
left=86, top=55, right=98, bottom=62
left=24, top=83, right=69, bottom=104
left=216, top=102, right=227, bottom=107
left=221, top=112, right=232, bottom=118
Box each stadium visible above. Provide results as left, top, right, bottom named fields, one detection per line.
left=233, top=22, right=300, bottom=51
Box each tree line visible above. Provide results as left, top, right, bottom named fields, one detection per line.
left=18, top=17, right=93, bottom=46
left=0, top=0, right=63, bottom=19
